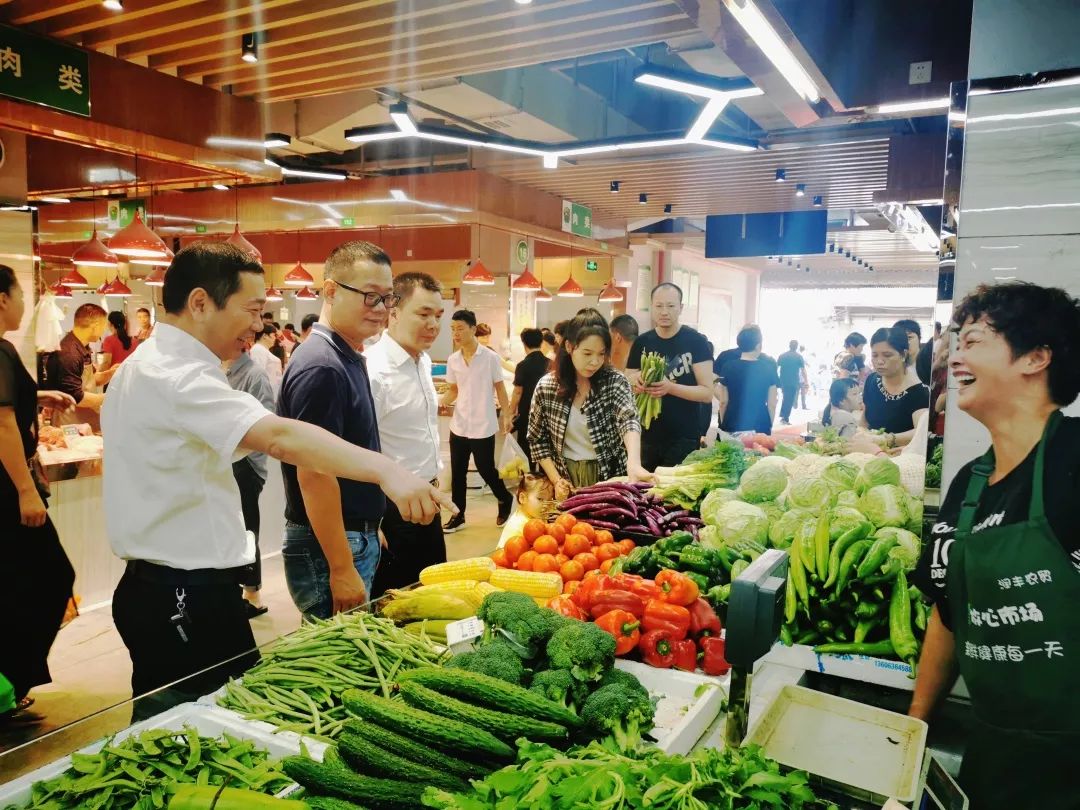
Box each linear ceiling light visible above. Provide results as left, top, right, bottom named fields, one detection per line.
left=266, top=160, right=347, bottom=181
left=344, top=127, right=410, bottom=144
left=543, top=153, right=558, bottom=169
left=872, top=97, right=950, bottom=114
left=389, top=102, right=418, bottom=135
left=38, top=196, right=70, bottom=203
left=213, top=183, right=229, bottom=191
left=263, top=132, right=291, bottom=148
left=103, top=0, right=123, bottom=9
left=724, top=0, right=820, bottom=102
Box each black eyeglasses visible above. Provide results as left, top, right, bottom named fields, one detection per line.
left=333, top=279, right=400, bottom=309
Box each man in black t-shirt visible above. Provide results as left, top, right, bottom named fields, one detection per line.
left=776, top=339, right=806, bottom=424
left=627, top=283, right=714, bottom=471
left=509, top=328, right=549, bottom=469
left=717, top=325, right=778, bottom=435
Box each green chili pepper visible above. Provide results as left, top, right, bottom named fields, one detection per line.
left=889, top=570, right=920, bottom=673
left=784, top=568, right=797, bottom=624
left=824, top=524, right=871, bottom=588
left=813, top=640, right=896, bottom=656
left=684, top=571, right=710, bottom=593
left=854, top=600, right=881, bottom=619
left=788, top=532, right=810, bottom=610
left=834, top=539, right=873, bottom=596
left=853, top=618, right=879, bottom=644
left=856, top=535, right=900, bottom=579
left=675, top=545, right=714, bottom=575
left=780, top=623, right=794, bottom=647
left=813, top=511, right=831, bottom=582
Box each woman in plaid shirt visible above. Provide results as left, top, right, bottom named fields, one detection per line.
left=528, top=312, right=654, bottom=501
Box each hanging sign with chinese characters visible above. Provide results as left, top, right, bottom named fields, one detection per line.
left=0, top=25, right=90, bottom=117
left=560, top=199, right=592, bottom=238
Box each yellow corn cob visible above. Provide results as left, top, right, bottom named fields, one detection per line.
left=474, top=581, right=502, bottom=597
left=394, top=580, right=481, bottom=597
left=419, top=557, right=496, bottom=585
left=489, top=568, right=562, bottom=599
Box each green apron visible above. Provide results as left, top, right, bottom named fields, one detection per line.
left=947, top=410, right=1080, bottom=809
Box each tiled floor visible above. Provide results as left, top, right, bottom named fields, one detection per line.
left=0, top=489, right=503, bottom=759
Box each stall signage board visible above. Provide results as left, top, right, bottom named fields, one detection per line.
left=108, top=199, right=145, bottom=229
left=561, top=199, right=592, bottom=238
left=0, top=25, right=90, bottom=117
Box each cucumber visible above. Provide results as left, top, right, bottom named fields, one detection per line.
left=397, top=667, right=583, bottom=728
left=341, top=690, right=513, bottom=760
left=337, top=730, right=467, bottom=791
left=280, top=756, right=424, bottom=809
left=398, top=681, right=568, bottom=744
left=342, top=720, right=491, bottom=780
left=305, top=799, right=373, bottom=810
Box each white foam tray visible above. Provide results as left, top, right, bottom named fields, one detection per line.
left=614, top=659, right=727, bottom=756
left=0, top=702, right=323, bottom=808
left=745, top=684, right=928, bottom=804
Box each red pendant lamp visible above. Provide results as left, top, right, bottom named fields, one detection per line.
left=60, top=266, right=90, bottom=287
left=102, top=275, right=133, bottom=297
left=72, top=231, right=118, bottom=268
left=226, top=224, right=262, bottom=262
left=511, top=267, right=542, bottom=291
left=556, top=273, right=583, bottom=297
left=295, top=286, right=318, bottom=300
left=462, top=260, right=495, bottom=286
left=536, top=287, right=553, bottom=302
left=48, top=282, right=72, bottom=299
left=143, top=265, right=167, bottom=287
left=108, top=210, right=169, bottom=259
left=283, top=261, right=314, bottom=287
left=265, top=287, right=283, bottom=302
left=598, top=279, right=623, bottom=302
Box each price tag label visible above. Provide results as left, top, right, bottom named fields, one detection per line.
left=446, top=617, right=484, bottom=652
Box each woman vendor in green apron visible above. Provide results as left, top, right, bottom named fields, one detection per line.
left=910, top=282, right=1080, bottom=809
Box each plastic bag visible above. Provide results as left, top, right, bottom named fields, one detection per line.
left=497, top=433, right=529, bottom=479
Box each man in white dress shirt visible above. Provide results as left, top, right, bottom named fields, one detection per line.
left=440, top=309, right=514, bottom=532
left=102, top=242, right=450, bottom=707
left=367, top=272, right=446, bottom=595
left=249, top=323, right=282, bottom=399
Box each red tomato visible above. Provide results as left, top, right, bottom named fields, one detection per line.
left=574, top=552, right=600, bottom=572
left=570, top=522, right=596, bottom=543
left=560, top=560, right=585, bottom=582
left=554, top=513, right=578, bottom=533
left=533, top=553, right=560, bottom=573
left=533, top=535, right=559, bottom=555
left=617, top=539, right=637, bottom=556
left=595, top=542, right=621, bottom=562
left=522, top=519, right=547, bottom=545
left=546, top=524, right=567, bottom=544
left=491, top=548, right=510, bottom=568
left=516, top=550, right=538, bottom=571
left=504, top=535, right=529, bottom=564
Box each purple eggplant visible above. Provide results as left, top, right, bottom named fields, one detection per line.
left=643, top=512, right=662, bottom=536
left=658, top=509, right=690, bottom=525
left=584, top=519, right=621, bottom=530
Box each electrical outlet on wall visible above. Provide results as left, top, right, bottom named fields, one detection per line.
left=909, top=61, right=932, bottom=85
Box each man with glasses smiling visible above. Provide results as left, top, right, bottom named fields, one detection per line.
left=278, top=241, right=405, bottom=619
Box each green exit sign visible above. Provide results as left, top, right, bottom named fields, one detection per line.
left=341, top=217, right=355, bottom=227
left=195, top=224, right=207, bottom=234
left=82, top=231, right=92, bottom=239
left=585, top=259, right=599, bottom=272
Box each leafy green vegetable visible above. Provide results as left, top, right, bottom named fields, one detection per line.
left=786, top=477, right=833, bottom=510
left=875, top=526, right=923, bottom=574
left=768, top=507, right=814, bottom=549
left=828, top=507, right=871, bottom=541
left=420, top=739, right=834, bottom=810
left=651, top=440, right=748, bottom=510
left=700, top=500, right=769, bottom=550
left=737, top=462, right=789, bottom=503
left=858, top=484, right=911, bottom=528
left=925, top=443, right=943, bottom=489
left=821, top=459, right=859, bottom=494
left=855, top=457, right=901, bottom=495
left=834, top=490, right=859, bottom=509
left=699, top=487, right=738, bottom=524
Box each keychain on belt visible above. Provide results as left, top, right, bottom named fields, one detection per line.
left=170, top=587, right=191, bottom=643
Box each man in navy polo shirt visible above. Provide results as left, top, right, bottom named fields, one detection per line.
left=278, top=240, right=407, bottom=619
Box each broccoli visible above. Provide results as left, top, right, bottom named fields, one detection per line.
left=475, top=592, right=553, bottom=658
left=545, top=622, right=616, bottom=683
left=529, top=668, right=590, bottom=713
left=579, top=683, right=656, bottom=751
left=447, top=639, right=526, bottom=684
left=596, top=667, right=649, bottom=699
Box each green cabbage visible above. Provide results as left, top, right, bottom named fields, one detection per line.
left=873, top=527, right=923, bottom=573
left=700, top=487, right=739, bottom=525
left=828, top=507, right=872, bottom=541
left=822, top=459, right=859, bottom=494
left=787, top=477, right=834, bottom=510
left=759, top=499, right=786, bottom=525
left=700, top=500, right=769, bottom=550
left=768, top=508, right=814, bottom=549
left=737, top=462, right=789, bottom=503
left=855, top=457, right=901, bottom=495
left=905, top=494, right=924, bottom=536
left=858, top=484, right=910, bottom=528
left=835, top=490, right=859, bottom=509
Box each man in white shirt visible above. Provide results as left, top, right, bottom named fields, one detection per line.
left=367, top=272, right=446, bottom=594
left=440, top=309, right=513, bottom=532
left=102, top=242, right=450, bottom=707
left=250, top=324, right=282, bottom=399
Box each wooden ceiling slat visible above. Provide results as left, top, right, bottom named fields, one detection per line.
left=4, top=0, right=100, bottom=25
left=126, top=0, right=468, bottom=60
left=45, top=0, right=207, bottom=38
left=257, top=18, right=698, bottom=101
left=228, top=7, right=689, bottom=96
left=82, top=0, right=311, bottom=48
left=195, top=0, right=640, bottom=87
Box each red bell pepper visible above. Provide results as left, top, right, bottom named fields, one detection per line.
left=641, top=599, right=690, bottom=641
left=589, top=589, right=645, bottom=619
left=639, top=628, right=676, bottom=668
left=655, top=569, right=700, bottom=606
left=672, top=638, right=698, bottom=672
left=594, top=609, right=641, bottom=656
left=546, top=594, right=586, bottom=620
left=571, top=572, right=615, bottom=609
left=626, top=578, right=663, bottom=601
left=688, top=597, right=722, bottom=638
left=700, top=636, right=730, bottom=676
